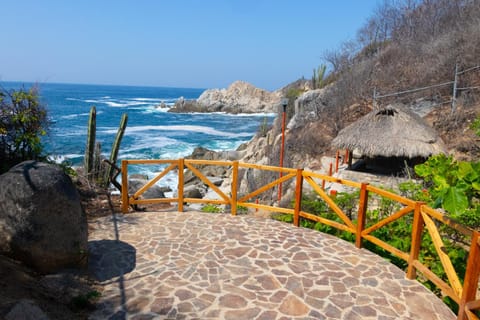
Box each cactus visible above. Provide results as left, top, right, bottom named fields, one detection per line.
left=93, top=141, right=102, bottom=181
left=312, top=64, right=327, bottom=89
left=104, top=113, right=128, bottom=186
left=84, top=106, right=96, bottom=175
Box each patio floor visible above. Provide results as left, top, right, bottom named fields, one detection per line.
left=87, top=211, right=455, bottom=320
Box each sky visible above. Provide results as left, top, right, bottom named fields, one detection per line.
left=0, top=0, right=379, bottom=91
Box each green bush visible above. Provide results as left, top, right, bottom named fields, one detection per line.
left=201, top=204, right=222, bottom=213
left=415, top=154, right=480, bottom=229
left=0, top=86, right=48, bottom=173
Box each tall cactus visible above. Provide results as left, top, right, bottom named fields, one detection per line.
left=84, top=106, right=96, bottom=175
left=104, top=113, right=128, bottom=186
left=93, top=141, right=102, bottom=181
left=312, top=64, right=327, bottom=89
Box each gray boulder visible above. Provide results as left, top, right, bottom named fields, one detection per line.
left=128, top=179, right=166, bottom=199
left=183, top=184, right=205, bottom=199
left=5, top=299, right=49, bottom=320
left=0, top=161, right=88, bottom=273
left=196, top=81, right=281, bottom=113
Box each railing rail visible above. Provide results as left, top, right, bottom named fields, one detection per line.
left=121, top=158, right=480, bottom=320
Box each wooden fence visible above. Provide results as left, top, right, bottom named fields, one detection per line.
left=121, top=159, right=480, bottom=320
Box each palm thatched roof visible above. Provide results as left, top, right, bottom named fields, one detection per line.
left=332, top=104, right=446, bottom=158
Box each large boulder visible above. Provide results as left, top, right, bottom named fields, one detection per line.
left=287, top=88, right=330, bottom=129
left=0, top=161, right=88, bottom=273
left=128, top=179, right=166, bottom=199
left=197, top=81, right=281, bottom=113
left=170, top=81, right=282, bottom=114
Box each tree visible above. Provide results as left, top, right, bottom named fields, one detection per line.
left=0, top=86, right=48, bottom=173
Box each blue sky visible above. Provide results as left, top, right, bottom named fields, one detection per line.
left=0, top=1, right=379, bottom=90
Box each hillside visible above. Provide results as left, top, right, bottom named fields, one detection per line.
left=230, top=0, right=480, bottom=204
left=278, top=0, right=480, bottom=163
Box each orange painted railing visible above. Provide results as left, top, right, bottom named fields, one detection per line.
left=121, top=158, right=480, bottom=320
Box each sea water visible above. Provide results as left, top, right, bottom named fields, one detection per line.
left=1, top=81, right=275, bottom=189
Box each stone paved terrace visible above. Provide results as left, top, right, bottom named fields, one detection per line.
left=88, top=211, right=455, bottom=320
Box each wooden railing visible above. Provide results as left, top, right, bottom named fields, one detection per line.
left=121, top=158, right=480, bottom=320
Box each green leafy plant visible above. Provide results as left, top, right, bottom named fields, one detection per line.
left=415, top=154, right=480, bottom=228
left=470, top=116, right=480, bottom=136
left=70, top=290, right=101, bottom=310
left=0, top=86, right=48, bottom=173
left=236, top=205, right=248, bottom=214
left=201, top=204, right=222, bottom=213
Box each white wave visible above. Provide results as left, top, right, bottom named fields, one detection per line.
left=207, top=140, right=245, bottom=151
left=84, top=99, right=102, bottom=103
left=122, top=136, right=178, bottom=152
left=160, top=146, right=195, bottom=159
left=141, top=106, right=170, bottom=114
left=48, top=154, right=83, bottom=163
left=189, top=111, right=277, bottom=117
left=60, top=112, right=92, bottom=119
left=102, top=125, right=252, bottom=138
left=218, top=112, right=277, bottom=117
left=131, top=97, right=165, bottom=102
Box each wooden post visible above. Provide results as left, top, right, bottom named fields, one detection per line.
left=121, top=160, right=129, bottom=213
left=178, top=158, right=184, bottom=212
left=322, top=163, right=333, bottom=190
left=407, top=202, right=425, bottom=279
left=355, top=183, right=369, bottom=248
left=347, top=150, right=353, bottom=169
left=293, top=169, right=303, bottom=227
left=278, top=103, right=287, bottom=202
left=231, top=161, right=238, bottom=216
left=458, top=231, right=480, bottom=320
left=335, top=151, right=340, bottom=173
left=344, top=149, right=349, bottom=165
left=451, top=62, right=458, bottom=114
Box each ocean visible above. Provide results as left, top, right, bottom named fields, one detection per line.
left=1, top=81, right=275, bottom=188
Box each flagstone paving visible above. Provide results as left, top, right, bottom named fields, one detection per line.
left=88, top=211, right=455, bottom=320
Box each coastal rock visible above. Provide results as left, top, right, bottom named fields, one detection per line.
left=128, top=178, right=166, bottom=199
left=0, top=161, right=88, bottom=274
left=170, top=97, right=201, bottom=113
left=5, top=299, right=49, bottom=320
left=288, top=88, right=329, bottom=129
left=198, top=81, right=281, bottom=113
left=170, top=81, right=281, bottom=114
left=183, top=185, right=205, bottom=199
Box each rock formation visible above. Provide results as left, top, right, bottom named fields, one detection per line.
left=288, top=88, right=329, bottom=129
left=170, top=81, right=282, bottom=114
left=0, top=161, right=88, bottom=273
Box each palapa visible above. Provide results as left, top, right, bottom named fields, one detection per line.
left=332, top=104, right=446, bottom=158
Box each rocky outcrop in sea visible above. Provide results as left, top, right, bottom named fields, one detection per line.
left=169, top=81, right=281, bottom=114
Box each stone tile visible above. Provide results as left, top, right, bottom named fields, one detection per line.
left=219, top=294, right=247, bottom=309
left=279, top=294, right=309, bottom=316
left=224, top=307, right=261, bottom=320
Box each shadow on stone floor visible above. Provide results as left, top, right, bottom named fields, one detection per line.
left=88, top=239, right=136, bottom=282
